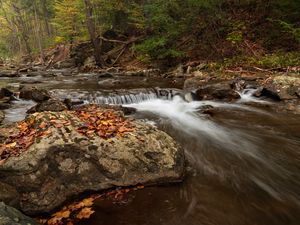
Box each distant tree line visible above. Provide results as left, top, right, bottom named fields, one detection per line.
left=0, top=0, right=299, bottom=65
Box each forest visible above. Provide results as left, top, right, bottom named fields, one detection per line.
left=0, top=0, right=300, bottom=69
left=0, top=1, right=300, bottom=225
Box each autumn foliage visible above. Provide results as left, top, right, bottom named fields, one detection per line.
left=38, top=186, right=144, bottom=225
left=0, top=106, right=134, bottom=164
left=75, top=105, right=134, bottom=139
left=0, top=116, right=52, bottom=164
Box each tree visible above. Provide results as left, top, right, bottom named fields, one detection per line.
left=52, top=0, right=86, bottom=43
left=83, top=0, right=103, bottom=66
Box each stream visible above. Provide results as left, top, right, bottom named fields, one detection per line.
left=2, top=72, right=300, bottom=225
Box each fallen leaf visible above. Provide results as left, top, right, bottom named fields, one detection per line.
left=53, top=209, right=71, bottom=219
left=6, top=142, right=17, bottom=148
left=76, top=207, right=95, bottom=220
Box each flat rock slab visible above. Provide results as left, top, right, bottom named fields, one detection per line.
left=0, top=106, right=184, bottom=215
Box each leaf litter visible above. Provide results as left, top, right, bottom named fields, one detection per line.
left=0, top=106, right=135, bottom=164
left=38, top=185, right=145, bottom=225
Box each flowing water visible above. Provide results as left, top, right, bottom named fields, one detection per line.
left=2, top=74, right=300, bottom=225
left=83, top=93, right=300, bottom=225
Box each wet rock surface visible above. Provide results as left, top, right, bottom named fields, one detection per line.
left=0, top=111, right=4, bottom=124
left=27, top=99, right=68, bottom=113
left=19, top=86, right=51, bottom=102
left=0, top=88, right=13, bottom=99
left=194, top=82, right=240, bottom=101
left=0, top=107, right=185, bottom=215
left=0, top=202, right=38, bottom=225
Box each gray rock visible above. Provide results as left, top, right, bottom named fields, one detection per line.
left=98, top=78, right=121, bottom=87
left=184, top=77, right=208, bottom=90
left=195, top=82, right=240, bottom=101
left=254, top=87, right=281, bottom=101
left=27, top=99, right=68, bottom=113
left=272, top=75, right=300, bottom=100
left=0, top=71, right=19, bottom=78
left=0, top=88, right=13, bottom=98
left=0, top=109, right=185, bottom=215
left=0, top=183, right=19, bottom=208
left=19, top=86, right=50, bottom=102
left=0, top=202, right=38, bottom=225
left=98, top=72, right=114, bottom=78
left=0, top=98, right=11, bottom=110
left=0, top=111, right=4, bottom=124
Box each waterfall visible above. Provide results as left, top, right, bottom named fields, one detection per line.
left=83, top=88, right=183, bottom=105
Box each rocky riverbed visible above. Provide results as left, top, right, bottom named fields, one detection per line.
left=0, top=64, right=300, bottom=225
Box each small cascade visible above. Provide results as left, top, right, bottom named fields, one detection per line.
left=90, top=92, right=158, bottom=105
left=90, top=88, right=182, bottom=105
left=237, top=88, right=270, bottom=104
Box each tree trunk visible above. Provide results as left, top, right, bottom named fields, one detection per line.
left=34, top=0, right=45, bottom=64
left=40, top=0, right=51, bottom=36
left=83, top=0, right=103, bottom=67
left=11, top=3, right=32, bottom=61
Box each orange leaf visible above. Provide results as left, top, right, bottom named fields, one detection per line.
left=39, top=122, right=47, bottom=129
left=53, top=209, right=71, bottom=219
left=76, top=207, right=95, bottom=219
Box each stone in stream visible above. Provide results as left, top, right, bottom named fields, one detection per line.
left=194, top=81, right=240, bottom=101
left=19, top=86, right=51, bottom=102
left=0, top=88, right=13, bottom=98
left=0, top=71, right=19, bottom=78
left=0, top=111, right=4, bottom=124
left=0, top=202, right=38, bottom=225
left=272, top=75, right=300, bottom=100
left=0, top=98, right=11, bottom=110
left=253, top=87, right=281, bottom=101
left=27, top=99, right=68, bottom=113
left=0, top=106, right=185, bottom=215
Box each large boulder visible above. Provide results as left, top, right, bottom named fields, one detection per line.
left=0, top=106, right=184, bottom=215
left=0, top=202, right=38, bottom=225
left=272, top=75, right=300, bottom=100
left=194, top=82, right=240, bottom=101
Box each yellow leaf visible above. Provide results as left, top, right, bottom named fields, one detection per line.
left=53, top=209, right=71, bottom=219
left=82, top=197, right=94, bottom=207
left=6, top=142, right=17, bottom=148
left=76, top=207, right=95, bottom=219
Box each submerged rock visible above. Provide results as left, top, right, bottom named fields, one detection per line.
left=0, top=202, right=38, bottom=225
left=0, top=107, right=184, bottom=215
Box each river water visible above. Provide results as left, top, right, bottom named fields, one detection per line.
left=2, top=73, right=300, bottom=225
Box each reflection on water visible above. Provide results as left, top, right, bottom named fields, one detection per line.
left=83, top=96, right=300, bottom=225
